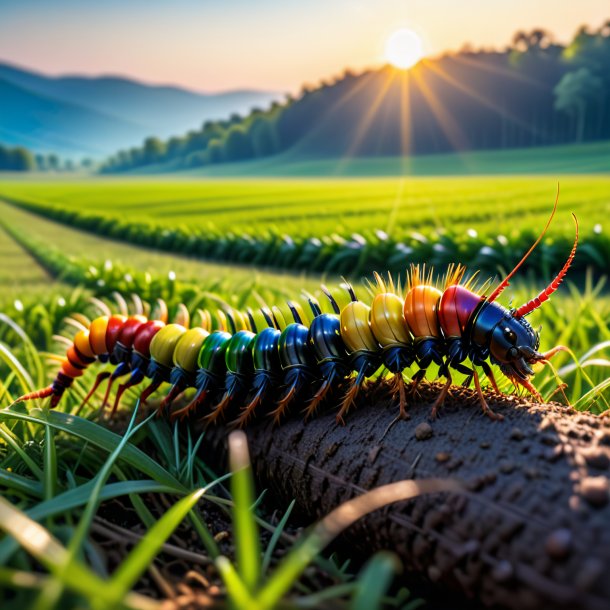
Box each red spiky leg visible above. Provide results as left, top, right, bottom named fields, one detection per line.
left=473, top=368, right=503, bottom=421
left=77, top=372, right=111, bottom=413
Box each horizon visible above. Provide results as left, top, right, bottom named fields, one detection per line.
left=1, top=0, right=608, bottom=93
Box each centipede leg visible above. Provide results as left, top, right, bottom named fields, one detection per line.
left=473, top=368, right=503, bottom=421
left=303, top=369, right=337, bottom=421
left=409, top=368, right=427, bottom=398
left=430, top=369, right=452, bottom=419
left=513, top=375, right=543, bottom=402
left=110, top=369, right=145, bottom=418
left=78, top=371, right=111, bottom=412
left=336, top=368, right=368, bottom=425
left=480, top=361, right=500, bottom=394
left=389, top=372, right=409, bottom=420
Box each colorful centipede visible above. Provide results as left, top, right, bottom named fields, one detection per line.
left=17, top=203, right=579, bottom=425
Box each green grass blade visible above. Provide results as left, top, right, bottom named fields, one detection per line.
left=261, top=499, right=295, bottom=575
left=0, top=407, right=184, bottom=490
left=350, top=552, right=400, bottom=610
left=43, top=418, right=57, bottom=501
left=66, top=403, right=148, bottom=561
left=215, top=556, right=257, bottom=609
left=0, top=467, right=43, bottom=497
left=0, top=496, right=159, bottom=610
left=0, top=343, right=34, bottom=396
left=0, top=424, right=44, bottom=480
left=229, top=431, right=261, bottom=592
left=106, top=488, right=205, bottom=603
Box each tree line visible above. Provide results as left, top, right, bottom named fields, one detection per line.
left=0, top=144, right=94, bottom=172
left=98, top=20, right=610, bottom=173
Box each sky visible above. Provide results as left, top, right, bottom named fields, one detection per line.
left=0, top=0, right=608, bottom=93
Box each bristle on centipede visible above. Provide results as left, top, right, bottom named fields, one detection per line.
left=442, top=263, right=466, bottom=289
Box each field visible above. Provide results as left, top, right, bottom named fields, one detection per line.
left=0, top=169, right=609, bottom=609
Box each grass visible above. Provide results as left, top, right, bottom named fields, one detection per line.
left=128, top=140, right=610, bottom=176
left=1, top=175, right=607, bottom=239
left=0, top=222, right=65, bottom=302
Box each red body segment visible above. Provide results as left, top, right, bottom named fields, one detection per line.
left=438, top=286, right=483, bottom=339
left=117, top=315, right=148, bottom=348
left=133, top=320, right=165, bottom=357
left=105, top=315, right=128, bottom=353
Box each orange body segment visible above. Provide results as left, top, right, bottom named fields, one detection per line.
left=404, top=285, right=442, bottom=338
left=74, top=329, right=95, bottom=359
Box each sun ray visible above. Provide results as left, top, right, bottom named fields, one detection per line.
left=334, top=69, right=399, bottom=172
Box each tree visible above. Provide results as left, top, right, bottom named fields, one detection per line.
left=223, top=126, right=253, bottom=161
left=248, top=117, right=279, bottom=157
left=143, top=137, right=166, bottom=165
left=554, top=67, right=603, bottom=141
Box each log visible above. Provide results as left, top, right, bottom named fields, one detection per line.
left=202, top=382, right=610, bottom=610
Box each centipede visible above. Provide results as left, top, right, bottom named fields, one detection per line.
left=16, top=200, right=579, bottom=426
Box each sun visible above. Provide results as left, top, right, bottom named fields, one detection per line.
left=385, top=28, right=424, bottom=70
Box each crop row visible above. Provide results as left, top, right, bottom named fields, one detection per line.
left=4, top=196, right=608, bottom=279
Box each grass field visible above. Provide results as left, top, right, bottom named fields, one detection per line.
left=0, top=202, right=326, bottom=306
left=131, top=140, right=610, bottom=176
left=1, top=174, right=607, bottom=239
left=0, top=221, right=65, bottom=301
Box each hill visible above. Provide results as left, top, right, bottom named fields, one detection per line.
left=0, top=61, right=280, bottom=157
left=101, top=24, right=610, bottom=173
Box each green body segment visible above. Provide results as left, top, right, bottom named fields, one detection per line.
left=149, top=324, right=187, bottom=367
left=173, top=327, right=210, bottom=372
left=198, top=331, right=232, bottom=376
left=225, top=330, right=256, bottom=374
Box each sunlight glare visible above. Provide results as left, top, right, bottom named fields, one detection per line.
left=385, top=28, right=424, bottom=70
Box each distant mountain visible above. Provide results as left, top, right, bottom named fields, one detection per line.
left=0, top=62, right=281, bottom=157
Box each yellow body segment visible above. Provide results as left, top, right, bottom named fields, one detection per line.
left=404, top=285, right=443, bottom=338
left=150, top=324, right=187, bottom=367
left=173, top=327, right=210, bottom=372
left=74, top=329, right=95, bottom=359
left=370, top=293, right=411, bottom=347
left=340, top=301, right=378, bottom=353
left=88, top=316, right=109, bottom=355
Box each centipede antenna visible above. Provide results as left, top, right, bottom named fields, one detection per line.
left=320, top=284, right=341, bottom=314
left=287, top=301, right=303, bottom=324
left=488, top=184, right=560, bottom=303
left=246, top=308, right=258, bottom=333
left=112, top=292, right=129, bottom=316
left=514, top=213, right=578, bottom=318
